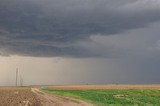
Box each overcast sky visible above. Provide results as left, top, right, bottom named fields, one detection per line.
left=0, top=0, right=160, bottom=86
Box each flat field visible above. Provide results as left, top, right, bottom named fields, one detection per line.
left=0, top=87, right=41, bottom=106
left=44, top=85, right=160, bottom=106
left=0, top=85, right=160, bottom=106
left=0, top=87, right=92, bottom=106
left=47, top=84, right=160, bottom=90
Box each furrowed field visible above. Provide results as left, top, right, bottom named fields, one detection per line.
left=0, top=87, right=41, bottom=106
left=44, top=85, right=160, bottom=106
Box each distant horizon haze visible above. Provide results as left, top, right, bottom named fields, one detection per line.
left=0, top=0, right=160, bottom=86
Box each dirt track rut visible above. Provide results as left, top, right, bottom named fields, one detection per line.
left=31, top=88, right=93, bottom=106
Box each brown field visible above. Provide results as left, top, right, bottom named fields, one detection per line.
left=48, top=84, right=160, bottom=90
left=0, top=87, right=41, bottom=106
left=0, top=87, right=93, bottom=106
left=0, top=85, right=160, bottom=106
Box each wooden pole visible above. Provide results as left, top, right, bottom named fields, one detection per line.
left=16, top=68, right=18, bottom=86
left=20, top=75, right=23, bottom=87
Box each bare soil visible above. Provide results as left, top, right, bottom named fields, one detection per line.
left=48, top=84, right=160, bottom=90
left=0, top=87, right=41, bottom=106
left=31, top=88, right=93, bottom=106
left=0, top=87, right=93, bottom=106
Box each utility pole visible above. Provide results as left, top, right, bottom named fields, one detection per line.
left=16, top=68, right=18, bottom=86
left=20, top=75, right=23, bottom=87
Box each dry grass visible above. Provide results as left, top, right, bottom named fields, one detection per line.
left=48, top=84, right=160, bottom=90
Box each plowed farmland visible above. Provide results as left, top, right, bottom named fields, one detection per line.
left=0, top=87, right=41, bottom=106
left=0, top=87, right=93, bottom=106
left=47, top=84, right=160, bottom=90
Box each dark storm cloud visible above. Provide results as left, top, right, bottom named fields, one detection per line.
left=0, top=0, right=160, bottom=57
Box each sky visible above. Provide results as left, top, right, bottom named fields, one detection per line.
left=0, top=0, right=160, bottom=86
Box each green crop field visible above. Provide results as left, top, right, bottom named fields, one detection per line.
left=44, top=89, right=160, bottom=106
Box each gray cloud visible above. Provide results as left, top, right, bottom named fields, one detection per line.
left=0, top=0, right=160, bottom=57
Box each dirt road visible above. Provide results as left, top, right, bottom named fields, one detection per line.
left=31, top=88, right=93, bottom=106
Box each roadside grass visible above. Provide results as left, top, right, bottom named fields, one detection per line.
left=43, top=89, right=160, bottom=106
